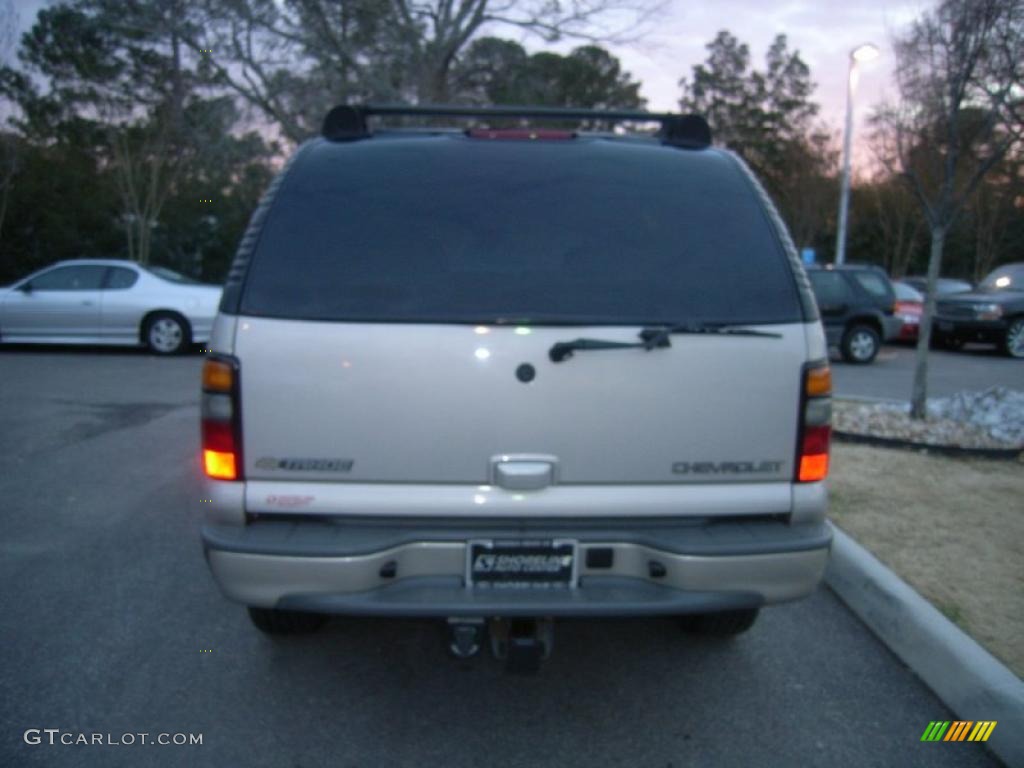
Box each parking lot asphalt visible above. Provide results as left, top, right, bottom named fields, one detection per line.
left=832, top=343, right=1021, bottom=401
left=0, top=349, right=1003, bottom=768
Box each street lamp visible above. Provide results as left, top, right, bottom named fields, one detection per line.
left=834, top=43, right=879, bottom=265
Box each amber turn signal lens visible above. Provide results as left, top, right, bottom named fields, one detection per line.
left=202, top=359, right=234, bottom=392
left=805, top=366, right=832, bottom=397
left=203, top=449, right=237, bottom=480
left=794, top=454, right=827, bottom=483
left=798, top=453, right=829, bottom=482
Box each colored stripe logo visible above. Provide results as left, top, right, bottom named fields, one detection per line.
left=921, top=721, right=997, bottom=742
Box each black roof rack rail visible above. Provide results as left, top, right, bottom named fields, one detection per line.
left=321, top=104, right=712, bottom=149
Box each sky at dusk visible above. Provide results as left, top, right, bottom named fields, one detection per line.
left=532, top=0, right=933, bottom=170
left=4, top=0, right=935, bottom=170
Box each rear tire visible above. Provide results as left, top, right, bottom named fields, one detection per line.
left=840, top=324, right=880, bottom=364
left=680, top=608, right=760, bottom=636
left=247, top=606, right=326, bottom=635
left=1002, top=317, right=1024, bottom=359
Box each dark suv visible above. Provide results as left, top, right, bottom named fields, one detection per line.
left=934, top=263, right=1024, bottom=358
left=807, top=264, right=900, bottom=363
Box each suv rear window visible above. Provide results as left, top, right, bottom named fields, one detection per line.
left=239, top=137, right=804, bottom=325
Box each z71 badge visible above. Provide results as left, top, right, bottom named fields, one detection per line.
left=254, top=457, right=354, bottom=472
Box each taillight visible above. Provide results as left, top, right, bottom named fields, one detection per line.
left=797, top=362, right=831, bottom=482
left=201, top=355, right=242, bottom=480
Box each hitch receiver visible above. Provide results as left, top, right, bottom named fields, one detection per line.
left=489, top=618, right=554, bottom=674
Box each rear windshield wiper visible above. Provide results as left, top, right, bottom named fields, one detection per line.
left=638, top=323, right=783, bottom=348
left=549, top=323, right=782, bottom=363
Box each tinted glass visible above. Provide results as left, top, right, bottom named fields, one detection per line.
left=105, top=267, right=139, bottom=290
left=808, top=271, right=850, bottom=306
left=28, top=265, right=106, bottom=291
left=240, top=137, right=803, bottom=325
left=851, top=271, right=894, bottom=301
left=147, top=266, right=198, bottom=284
left=936, top=279, right=971, bottom=294
left=894, top=282, right=923, bottom=302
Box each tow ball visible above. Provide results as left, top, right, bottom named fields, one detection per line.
left=446, top=618, right=485, bottom=658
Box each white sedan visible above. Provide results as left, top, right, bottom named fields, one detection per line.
left=0, top=259, right=222, bottom=354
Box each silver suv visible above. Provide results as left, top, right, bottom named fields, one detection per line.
left=200, top=105, right=833, bottom=670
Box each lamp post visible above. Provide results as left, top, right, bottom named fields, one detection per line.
left=834, top=43, right=879, bottom=265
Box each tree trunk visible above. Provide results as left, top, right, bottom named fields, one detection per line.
left=123, top=215, right=136, bottom=262
left=0, top=177, right=11, bottom=246
left=910, top=224, right=946, bottom=419
left=137, top=220, right=151, bottom=266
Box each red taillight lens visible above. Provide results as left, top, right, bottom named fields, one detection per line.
left=201, top=356, right=241, bottom=480
left=797, top=362, right=831, bottom=483
left=202, top=418, right=235, bottom=453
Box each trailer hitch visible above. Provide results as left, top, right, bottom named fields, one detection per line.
left=489, top=618, right=554, bottom=674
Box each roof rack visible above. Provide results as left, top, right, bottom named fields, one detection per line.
left=321, top=104, right=712, bottom=149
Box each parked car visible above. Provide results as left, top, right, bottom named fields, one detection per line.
left=892, top=282, right=924, bottom=342
left=933, top=262, right=1024, bottom=358
left=899, top=276, right=972, bottom=298
left=198, top=104, right=834, bottom=670
left=0, top=259, right=221, bottom=354
left=806, top=264, right=901, bottom=363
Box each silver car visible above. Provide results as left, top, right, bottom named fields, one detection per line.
left=0, top=259, right=221, bottom=354
left=199, top=105, right=833, bottom=671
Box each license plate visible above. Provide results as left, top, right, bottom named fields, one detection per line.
left=936, top=320, right=954, bottom=332
left=466, top=540, right=578, bottom=588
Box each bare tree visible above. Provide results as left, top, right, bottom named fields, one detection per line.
left=0, top=0, right=18, bottom=248
left=679, top=32, right=835, bottom=250
left=5, top=0, right=204, bottom=265
left=772, top=127, right=839, bottom=250
left=103, top=2, right=193, bottom=265
left=187, top=0, right=663, bottom=143
left=968, top=155, right=1022, bottom=281
left=867, top=175, right=924, bottom=278
left=872, top=0, right=1024, bottom=418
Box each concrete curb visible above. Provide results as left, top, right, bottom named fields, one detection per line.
left=833, top=430, right=1022, bottom=460
left=834, top=394, right=908, bottom=405
left=825, top=524, right=1024, bottom=767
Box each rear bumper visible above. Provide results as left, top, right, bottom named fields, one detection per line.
left=897, top=323, right=918, bottom=341
left=202, top=518, right=832, bottom=617
left=188, top=317, right=215, bottom=344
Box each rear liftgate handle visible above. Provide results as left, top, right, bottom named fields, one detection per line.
left=489, top=455, right=559, bottom=491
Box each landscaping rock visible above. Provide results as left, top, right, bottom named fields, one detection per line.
left=834, top=387, right=1024, bottom=449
